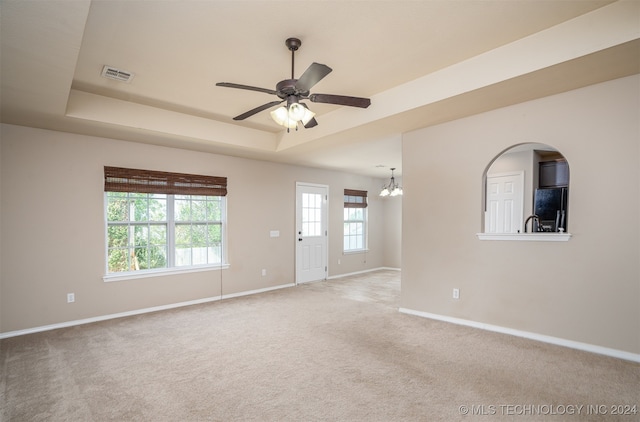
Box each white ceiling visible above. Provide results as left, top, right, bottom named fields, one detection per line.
left=1, top=0, right=638, bottom=178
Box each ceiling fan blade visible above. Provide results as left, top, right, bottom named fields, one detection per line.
left=216, top=82, right=277, bottom=96
left=233, top=100, right=284, bottom=120
left=295, top=63, right=332, bottom=92
left=309, top=93, right=371, bottom=108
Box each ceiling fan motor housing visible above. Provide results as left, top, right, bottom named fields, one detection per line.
left=276, top=79, right=309, bottom=99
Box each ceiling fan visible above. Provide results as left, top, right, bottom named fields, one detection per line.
left=216, top=37, right=371, bottom=131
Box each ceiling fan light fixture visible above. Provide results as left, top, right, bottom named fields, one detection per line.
left=270, top=101, right=316, bottom=129
left=288, top=102, right=306, bottom=121
left=299, top=107, right=315, bottom=125
left=270, top=106, right=297, bottom=129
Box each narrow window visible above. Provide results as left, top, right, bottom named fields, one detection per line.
left=104, top=167, right=227, bottom=274
left=343, top=189, right=367, bottom=252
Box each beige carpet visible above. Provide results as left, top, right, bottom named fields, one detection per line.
left=1, top=270, right=638, bottom=421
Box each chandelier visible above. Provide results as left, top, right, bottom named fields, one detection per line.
left=379, top=167, right=403, bottom=197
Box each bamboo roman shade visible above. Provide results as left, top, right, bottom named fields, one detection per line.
left=104, top=166, right=227, bottom=196
left=344, top=189, right=368, bottom=208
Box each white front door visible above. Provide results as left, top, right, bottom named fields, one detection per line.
left=485, top=172, right=524, bottom=233
left=295, top=183, right=328, bottom=284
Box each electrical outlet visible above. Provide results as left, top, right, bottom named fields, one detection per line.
left=338, top=259, right=341, bottom=265
left=452, top=288, right=460, bottom=299
left=261, top=269, right=266, bottom=277
left=67, top=293, right=75, bottom=303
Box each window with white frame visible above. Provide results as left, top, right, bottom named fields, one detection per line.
left=104, top=167, right=227, bottom=274
left=344, top=189, right=367, bottom=252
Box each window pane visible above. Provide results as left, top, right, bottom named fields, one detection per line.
left=108, top=248, right=129, bottom=273
left=134, top=247, right=148, bottom=270
left=192, top=224, right=207, bottom=247
left=108, top=226, right=128, bottom=247
left=149, top=197, right=167, bottom=221
left=175, top=247, right=192, bottom=266
left=175, top=199, right=190, bottom=221
left=191, top=246, right=208, bottom=265
left=149, top=225, right=166, bottom=245
left=191, top=200, right=207, bottom=222
left=149, top=246, right=167, bottom=269
left=175, top=224, right=191, bottom=246
left=131, top=198, right=149, bottom=222
left=343, top=204, right=366, bottom=251
left=133, top=226, right=148, bottom=247
left=207, top=199, right=221, bottom=221
left=107, top=198, right=129, bottom=222
left=208, top=245, right=222, bottom=264
left=208, top=224, right=221, bottom=242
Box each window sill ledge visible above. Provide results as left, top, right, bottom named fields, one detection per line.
left=476, top=233, right=571, bottom=242
left=343, top=249, right=369, bottom=255
left=103, top=264, right=230, bottom=282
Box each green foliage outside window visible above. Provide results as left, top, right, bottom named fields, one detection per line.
left=106, top=192, right=168, bottom=272
left=106, top=192, right=223, bottom=273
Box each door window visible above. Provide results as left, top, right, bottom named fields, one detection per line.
left=301, top=193, right=323, bottom=236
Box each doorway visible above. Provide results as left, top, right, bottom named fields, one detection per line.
left=485, top=171, right=524, bottom=233
left=295, top=182, right=328, bottom=284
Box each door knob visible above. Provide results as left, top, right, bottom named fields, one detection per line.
left=298, top=238, right=303, bottom=241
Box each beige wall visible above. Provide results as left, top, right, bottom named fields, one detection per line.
left=0, top=124, right=401, bottom=333
left=401, top=75, right=639, bottom=355
left=382, top=189, right=402, bottom=269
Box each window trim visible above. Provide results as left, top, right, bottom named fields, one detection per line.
left=102, top=263, right=230, bottom=283
left=343, top=189, right=368, bottom=252
left=476, top=233, right=571, bottom=242
left=104, top=193, right=228, bottom=277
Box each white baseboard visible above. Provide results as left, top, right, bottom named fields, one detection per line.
left=0, top=282, right=295, bottom=340
left=327, top=266, right=401, bottom=280
left=399, top=307, right=640, bottom=363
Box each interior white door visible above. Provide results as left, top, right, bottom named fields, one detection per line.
left=295, top=183, right=328, bottom=284
left=485, top=172, right=524, bottom=233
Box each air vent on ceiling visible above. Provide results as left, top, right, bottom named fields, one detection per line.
left=101, top=65, right=134, bottom=83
